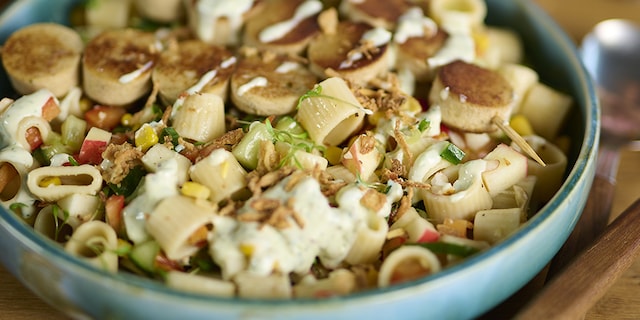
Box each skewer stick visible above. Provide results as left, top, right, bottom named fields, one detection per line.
left=492, top=116, right=546, bottom=167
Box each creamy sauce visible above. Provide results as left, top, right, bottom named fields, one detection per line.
left=340, top=27, right=392, bottom=69
left=430, top=159, right=488, bottom=199
left=409, top=141, right=451, bottom=183
left=209, top=176, right=402, bottom=279
left=0, top=89, right=55, bottom=150
left=123, top=158, right=180, bottom=244
left=0, top=145, right=37, bottom=219
left=394, top=7, right=438, bottom=44
left=258, top=0, right=322, bottom=43
left=427, top=12, right=475, bottom=68
left=237, top=77, right=268, bottom=96
left=171, top=56, right=237, bottom=118
left=118, top=61, right=154, bottom=84
left=194, top=0, right=255, bottom=44
left=275, top=61, right=301, bottom=73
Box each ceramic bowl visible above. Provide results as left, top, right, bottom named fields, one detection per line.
left=0, top=0, right=598, bottom=319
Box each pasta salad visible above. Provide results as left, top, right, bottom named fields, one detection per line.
left=0, top=0, right=573, bottom=299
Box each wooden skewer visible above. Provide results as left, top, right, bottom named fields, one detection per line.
left=515, top=198, right=640, bottom=319
left=492, top=116, right=546, bottom=167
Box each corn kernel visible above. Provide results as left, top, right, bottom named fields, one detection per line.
left=121, top=113, right=133, bottom=126
left=39, top=176, right=61, bottom=188
left=367, top=111, right=385, bottom=126
left=473, top=30, right=490, bottom=57
left=220, top=161, right=229, bottom=179
left=401, top=96, right=423, bottom=114
left=510, top=114, right=535, bottom=136
left=324, top=146, right=343, bottom=166
left=135, top=124, right=159, bottom=152
left=181, top=181, right=211, bottom=200
left=239, top=243, right=254, bottom=257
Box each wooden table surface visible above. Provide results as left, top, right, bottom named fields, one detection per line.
left=2, top=0, right=640, bottom=319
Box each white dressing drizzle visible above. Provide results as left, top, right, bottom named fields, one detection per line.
left=258, top=0, right=323, bottom=43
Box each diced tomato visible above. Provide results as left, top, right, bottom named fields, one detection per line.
left=440, top=123, right=451, bottom=135
left=105, top=195, right=125, bottom=234
left=84, top=105, right=126, bottom=131
left=41, top=97, right=60, bottom=121
left=25, top=127, right=43, bottom=151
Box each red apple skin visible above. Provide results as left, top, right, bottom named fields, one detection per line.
left=77, top=139, right=108, bottom=165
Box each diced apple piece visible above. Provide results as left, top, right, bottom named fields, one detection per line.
left=78, top=127, right=112, bottom=165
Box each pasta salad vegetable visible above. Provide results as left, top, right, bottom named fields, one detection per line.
left=0, top=0, right=573, bottom=299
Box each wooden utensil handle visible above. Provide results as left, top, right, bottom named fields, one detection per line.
left=515, top=197, right=640, bottom=320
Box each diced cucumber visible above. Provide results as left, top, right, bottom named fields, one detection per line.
left=130, top=240, right=160, bottom=274
left=61, top=114, right=87, bottom=152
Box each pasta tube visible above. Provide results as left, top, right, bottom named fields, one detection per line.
left=189, top=148, right=248, bottom=204
left=0, top=146, right=38, bottom=220
left=481, top=144, right=528, bottom=196
left=497, top=63, right=538, bottom=113
left=293, top=269, right=357, bottom=298
left=296, top=77, right=367, bottom=146
left=378, top=245, right=441, bottom=287
left=56, top=193, right=102, bottom=230
left=146, top=195, right=216, bottom=260
left=473, top=208, right=522, bottom=244
left=64, top=220, right=119, bottom=273
left=172, top=92, right=226, bottom=142
left=33, top=205, right=69, bottom=241
left=422, top=160, right=493, bottom=223
left=345, top=215, right=388, bottom=265
left=519, top=82, right=573, bottom=141
left=515, top=135, right=568, bottom=204
left=234, top=271, right=292, bottom=299
left=428, top=0, right=487, bottom=28
left=165, top=271, right=236, bottom=297
left=27, top=164, right=103, bottom=202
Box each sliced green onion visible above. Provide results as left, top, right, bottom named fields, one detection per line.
left=411, top=241, right=480, bottom=258
left=418, top=119, right=430, bottom=132
left=108, top=166, right=146, bottom=197
left=160, top=127, right=180, bottom=146
left=440, top=142, right=465, bottom=164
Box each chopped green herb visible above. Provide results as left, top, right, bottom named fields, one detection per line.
left=440, top=143, right=465, bottom=164
left=412, top=241, right=480, bottom=258
left=418, top=119, right=431, bottom=132
left=9, top=202, right=27, bottom=214
left=160, top=127, right=180, bottom=146
left=297, top=85, right=323, bottom=108
left=68, top=156, right=80, bottom=166
left=108, top=166, right=146, bottom=197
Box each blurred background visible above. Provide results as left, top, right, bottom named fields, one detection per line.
left=535, top=0, right=640, bottom=43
